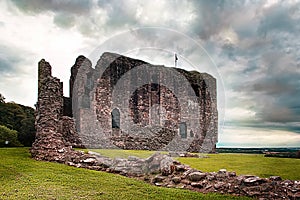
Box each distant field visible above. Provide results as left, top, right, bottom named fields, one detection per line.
left=0, top=148, right=250, bottom=200
left=89, top=148, right=300, bottom=180
left=177, top=153, right=300, bottom=180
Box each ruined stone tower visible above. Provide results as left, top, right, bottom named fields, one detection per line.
left=31, top=59, right=82, bottom=161
left=32, top=52, right=218, bottom=154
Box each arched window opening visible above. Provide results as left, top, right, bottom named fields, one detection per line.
left=112, top=108, right=120, bottom=129
left=179, top=122, right=187, bottom=138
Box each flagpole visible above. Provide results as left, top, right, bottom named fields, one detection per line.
left=175, top=53, right=178, bottom=67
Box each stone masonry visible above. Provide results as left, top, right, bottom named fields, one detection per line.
left=70, top=52, right=218, bottom=152
left=32, top=52, right=218, bottom=156
left=31, top=59, right=82, bottom=161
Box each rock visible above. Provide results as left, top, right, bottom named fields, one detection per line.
left=243, top=176, right=264, bottom=185
left=180, top=179, right=191, bottom=185
left=172, top=176, right=181, bottom=184
left=293, top=192, right=300, bottom=198
left=128, top=156, right=140, bottom=161
left=269, top=176, right=282, bottom=181
left=187, top=172, right=207, bottom=182
left=182, top=168, right=200, bottom=179
left=228, top=171, right=236, bottom=177
left=146, top=152, right=163, bottom=173
left=95, top=156, right=113, bottom=168
left=83, top=158, right=96, bottom=163
left=160, top=156, right=175, bottom=175
left=88, top=151, right=102, bottom=156
left=191, top=182, right=203, bottom=188
left=175, top=164, right=188, bottom=172
left=282, top=180, right=294, bottom=186
left=207, top=172, right=217, bottom=181
left=58, top=148, right=65, bottom=153
left=152, top=175, right=165, bottom=183
left=214, top=182, right=224, bottom=189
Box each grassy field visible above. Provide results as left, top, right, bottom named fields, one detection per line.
left=177, top=153, right=300, bottom=180
left=83, top=148, right=167, bottom=158
left=0, top=148, right=251, bottom=200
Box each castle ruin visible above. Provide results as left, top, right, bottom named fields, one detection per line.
left=31, top=52, right=218, bottom=157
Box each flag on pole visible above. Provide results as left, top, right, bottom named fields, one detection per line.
left=175, top=53, right=178, bottom=67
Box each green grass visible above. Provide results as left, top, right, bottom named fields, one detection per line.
left=85, top=148, right=168, bottom=159
left=177, top=153, right=300, bottom=180
left=0, top=148, right=250, bottom=200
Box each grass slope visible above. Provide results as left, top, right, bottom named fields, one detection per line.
left=0, top=148, right=249, bottom=200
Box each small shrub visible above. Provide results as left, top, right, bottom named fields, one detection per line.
left=296, top=150, right=300, bottom=159
left=0, top=125, right=22, bottom=147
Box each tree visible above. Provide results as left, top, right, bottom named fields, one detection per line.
left=0, top=93, right=5, bottom=103
left=0, top=102, right=36, bottom=146
left=0, top=125, right=22, bottom=147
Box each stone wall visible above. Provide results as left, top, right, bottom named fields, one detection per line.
left=72, top=52, right=218, bottom=152
left=31, top=59, right=82, bottom=161
left=33, top=52, right=218, bottom=154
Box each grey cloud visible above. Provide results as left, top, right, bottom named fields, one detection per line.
left=258, top=2, right=300, bottom=36
left=53, top=13, right=75, bottom=28
left=236, top=70, right=300, bottom=123
left=10, top=0, right=95, bottom=32
left=189, top=0, right=261, bottom=40
left=251, top=78, right=297, bottom=95
left=0, top=44, right=33, bottom=77
left=0, top=45, right=23, bottom=75
left=240, top=74, right=300, bottom=123
left=190, top=0, right=227, bottom=39
left=97, top=0, right=138, bottom=28
left=256, top=105, right=299, bottom=123
left=11, top=0, right=93, bottom=15
left=226, top=121, right=300, bottom=135
left=187, top=0, right=300, bottom=125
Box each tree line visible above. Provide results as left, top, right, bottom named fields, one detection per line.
left=0, top=93, right=35, bottom=147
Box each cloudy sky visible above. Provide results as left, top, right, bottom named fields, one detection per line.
left=1, top=0, right=300, bottom=148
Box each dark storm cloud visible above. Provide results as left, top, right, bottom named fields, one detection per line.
left=10, top=0, right=93, bottom=15
left=189, top=0, right=228, bottom=39
left=258, top=1, right=300, bottom=37
left=188, top=0, right=261, bottom=40
left=188, top=0, right=300, bottom=125
left=10, top=0, right=93, bottom=29
left=237, top=62, right=300, bottom=124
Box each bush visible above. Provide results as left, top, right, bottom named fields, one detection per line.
left=0, top=125, right=23, bottom=147
left=297, top=150, right=300, bottom=159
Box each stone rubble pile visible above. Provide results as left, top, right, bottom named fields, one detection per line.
left=64, top=151, right=300, bottom=200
